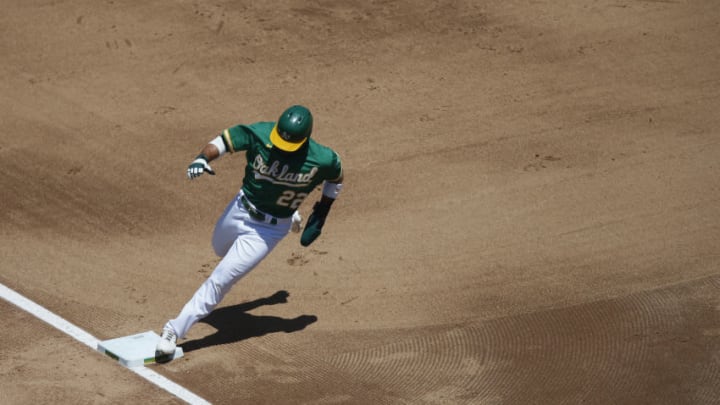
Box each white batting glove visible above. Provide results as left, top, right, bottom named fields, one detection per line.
left=187, top=155, right=215, bottom=180
left=291, top=211, right=302, bottom=233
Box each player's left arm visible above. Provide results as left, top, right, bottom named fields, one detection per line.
left=300, top=169, right=344, bottom=247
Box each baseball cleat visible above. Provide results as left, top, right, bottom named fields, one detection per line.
left=156, top=324, right=177, bottom=355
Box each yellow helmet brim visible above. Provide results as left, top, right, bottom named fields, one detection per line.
left=270, top=124, right=307, bottom=152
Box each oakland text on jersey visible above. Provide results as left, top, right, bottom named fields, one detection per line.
left=252, top=155, right=319, bottom=187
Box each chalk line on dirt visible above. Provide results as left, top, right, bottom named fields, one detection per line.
left=0, top=282, right=210, bottom=405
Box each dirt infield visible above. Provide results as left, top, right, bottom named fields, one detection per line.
left=1, top=1, right=719, bottom=404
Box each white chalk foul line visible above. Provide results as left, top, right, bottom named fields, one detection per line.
left=0, top=282, right=210, bottom=405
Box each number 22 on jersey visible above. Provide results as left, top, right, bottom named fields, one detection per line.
left=276, top=191, right=308, bottom=209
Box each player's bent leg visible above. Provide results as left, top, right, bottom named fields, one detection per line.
left=167, top=276, right=230, bottom=340
left=167, top=231, right=277, bottom=340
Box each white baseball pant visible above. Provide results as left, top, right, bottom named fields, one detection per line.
left=167, top=192, right=293, bottom=339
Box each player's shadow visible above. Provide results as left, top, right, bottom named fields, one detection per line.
left=180, top=290, right=317, bottom=353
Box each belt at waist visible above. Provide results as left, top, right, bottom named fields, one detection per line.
left=240, top=194, right=279, bottom=225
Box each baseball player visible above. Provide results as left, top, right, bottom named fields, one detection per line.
left=156, top=105, right=343, bottom=356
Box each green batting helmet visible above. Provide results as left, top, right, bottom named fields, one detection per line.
left=270, top=105, right=313, bottom=152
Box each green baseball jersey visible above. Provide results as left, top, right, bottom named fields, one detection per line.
left=221, top=122, right=343, bottom=218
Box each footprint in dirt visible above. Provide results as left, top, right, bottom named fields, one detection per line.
left=287, top=249, right=328, bottom=266
left=197, top=263, right=213, bottom=275
left=523, top=154, right=562, bottom=172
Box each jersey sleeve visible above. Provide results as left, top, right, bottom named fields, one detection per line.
left=326, top=151, right=343, bottom=182
left=221, top=125, right=254, bottom=153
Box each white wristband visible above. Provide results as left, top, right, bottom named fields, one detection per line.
left=322, top=182, right=343, bottom=199
left=209, top=135, right=227, bottom=156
